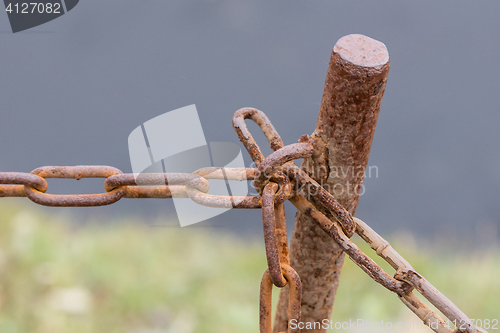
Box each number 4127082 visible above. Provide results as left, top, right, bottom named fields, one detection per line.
left=445, top=319, right=498, bottom=330
left=5, top=2, right=61, bottom=14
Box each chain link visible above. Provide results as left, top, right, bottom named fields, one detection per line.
left=231, top=107, right=487, bottom=333
left=0, top=166, right=261, bottom=208
left=0, top=108, right=488, bottom=333
left=262, top=182, right=288, bottom=288
left=260, top=264, right=302, bottom=333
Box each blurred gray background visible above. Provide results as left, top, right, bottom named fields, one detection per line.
left=1, top=1, right=499, bottom=246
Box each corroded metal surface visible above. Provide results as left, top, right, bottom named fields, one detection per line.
left=291, top=195, right=411, bottom=295
left=262, top=182, right=287, bottom=288
left=195, top=167, right=257, bottom=181
left=184, top=185, right=262, bottom=209
left=122, top=186, right=188, bottom=199
left=0, top=172, right=48, bottom=192
left=25, top=165, right=125, bottom=207
left=232, top=107, right=285, bottom=165
left=104, top=172, right=209, bottom=193
left=275, top=34, right=391, bottom=332
left=354, top=217, right=484, bottom=333
left=0, top=166, right=262, bottom=208
left=186, top=167, right=262, bottom=208
left=268, top=171, right=293, bottom=204
left=255, top=143, right=313, bottom=191
left=0, top=185, right=26, bottom=197
left=260, top=264, right=302, bottom=333
left=287, top=166, right=356, bottom=238
left=274, top=201, right=290, bottom=268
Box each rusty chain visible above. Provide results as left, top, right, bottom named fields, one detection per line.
left=0, top=107, right=488, bottom=333
left=233, top=108, right=487, bottom=333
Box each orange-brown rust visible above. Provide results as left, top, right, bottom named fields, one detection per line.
left=0, top=185, right=26, bottom=197
left=31, top=165, right=122, bottom=180
left=0, top=166, right=262, bottom=207
left=275, top=201, right=289, bottom=267
left=122, top=186, right=188, bottom=199
left=104, top=172, right=209, bottom=193
left=0, top=172, right=47, bottom=198
left=287, top=166, right=356, bottom=238
left=260, top=265, right=302, bottom=333
left=25, top=165, right=125, bottom=207
left=293, top=196, right=412, bottom=295
left=275, top=34, right=390, bottom=332
left=255, top=143, right=313, bottom=192
left=262, top=182, right=287, bottom=288
left=269, top=171, right=293, bottom=203
left=232, top=107, right=286, bottom=166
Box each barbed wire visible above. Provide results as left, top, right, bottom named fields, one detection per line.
left=0, top=108, right=488, bottom=333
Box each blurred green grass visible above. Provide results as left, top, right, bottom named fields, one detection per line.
left=0, top=203, right=498, bottom=333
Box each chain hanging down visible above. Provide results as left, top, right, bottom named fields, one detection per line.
left=232, top=108, right=487, bottom=333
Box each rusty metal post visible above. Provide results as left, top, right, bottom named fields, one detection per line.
left=274, top=34, right=390, bottom=332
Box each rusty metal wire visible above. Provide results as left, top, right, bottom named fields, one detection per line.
left=287, top=166, right=357, bottom=238
left=255, top=142, right=313, bottom=186
left=262, top=182, right=288, bottom=287
left=260, top=264, right=302, bottom=333
left=355, top=217, right=489, bottom=333
left=0, top=166, right=262, bottom=208
left=104, top=172, right=210, bottom=192
left=291, top=196, right=486, bottom=333
left=232, top=107, right=285, bottom=165
left=230, top=108, right=486, bottom=333
left=0, top=108, right=488, bottom=333
left=24, top=166, right=126, bottom=207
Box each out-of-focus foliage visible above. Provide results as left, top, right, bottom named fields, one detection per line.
left=0, top=203, right=497, bottom=333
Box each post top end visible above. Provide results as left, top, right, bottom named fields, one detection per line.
left=333, top=34, right=389, bottom=67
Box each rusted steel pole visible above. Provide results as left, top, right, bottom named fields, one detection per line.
left=274, top=34, right=390, bottom=332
